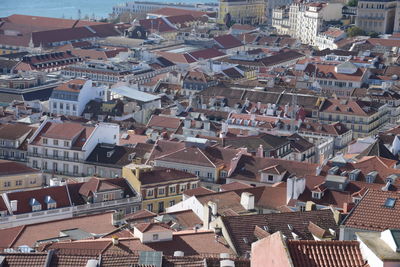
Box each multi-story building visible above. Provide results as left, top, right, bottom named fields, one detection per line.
left=0, top=123, right=35, bottom=162
left=265, top=0, right=293, bottom=25
left=123, top=164, right=199, bottom=213
left=314, top=98, right=389, bottom=138
left=272, top=6, right=290, bottom=35
left=27, top=118, right=120, bottom=176
left=273, top=2, right=343, bottom=46
left=218, top=0, right=265, bottom=25
left=356, top=0, right=397, bottom=34
left=49, top=79, right=106, bottom=116
left=112, top=1, right=200, bottom=17
left=0, top=160, right=43, bottom=193
left=315, top=28, right=347, bottom=50
left=296, top=61, right=370, bottom=97
left=0, top=177, right=141, bottom=228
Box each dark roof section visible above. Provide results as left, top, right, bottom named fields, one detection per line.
left=85, top=144, right=138, bottom=168
left=222, top=209, right=339, bottom=255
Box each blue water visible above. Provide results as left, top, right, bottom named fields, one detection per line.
left=0, top=0, right=212, bottom=20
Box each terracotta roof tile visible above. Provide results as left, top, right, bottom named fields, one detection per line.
left=343, top=189, right=400, bottom=231
left=222, top=210, right=338, bottom=255
left=287, top=240, right=366, bottom=267
left=214, top=34, right=243, bottom=49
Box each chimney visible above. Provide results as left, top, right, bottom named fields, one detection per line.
left=209, top=201, right=218, bottom=216
left=342, top=202, right=355, bottom=213
left=85, top=260, right=99, bottom=267
left=204, top=121, right=211, bottom=131
left=10, top=200, right=17, bottom=212
left=305, top=201, right=316, bottom=211
left=286, top=177, right=306, bottom=204
left=112, top=236, right=119, bottom=245
left=240, top=192, right=255, bottom=211
left=256, top=144, right=264, bottom=157
left=184, top=118, right=191, bottom=128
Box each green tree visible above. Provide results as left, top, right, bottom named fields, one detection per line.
left=346, top=26, right=366, bottom=37
left=369, top=32, right=379, bottom=38
left=348, top=0, right=358, bottom=7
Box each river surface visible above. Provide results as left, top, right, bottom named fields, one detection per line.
left=1, top=0, right=214, bottom=20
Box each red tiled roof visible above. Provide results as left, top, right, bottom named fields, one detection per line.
left=222, top=210, right=338, bottom=256
left=183, top=186, right=215, bottom=197
left=78, top=177, right=123, bottom=197
left=343, top=189, right=400, bottom=231
left=319, top=98, right=381, bottom=116
left=188, top=48, right=225, bottom=60
left=0, top=160, right=39, bottom=176
left=54, top=79, right=86, bottom=93
left=146, top=115, right=182, bottom=130
left=125, top=209, right=156, bottom=221
left=6, top=186, right=71, bottom=215
left=214, top=34, right=243, bottom=49
left=220, top=182, right=252, bottom=192
left=139, top=18, right=176, bottom=33
left=7, top=212, right=116, bottom=248
left=287, top=240, right=366, bottom=267
left=135, top=222, right=171, bottom=232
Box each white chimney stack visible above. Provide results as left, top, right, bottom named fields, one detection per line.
left=10, top=200, right=18, bottom=212
left=240, top=192, right=255, bottom=211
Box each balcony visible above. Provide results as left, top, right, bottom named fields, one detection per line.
left=73, top=196, right=141, bottom=215
left=27, top=152, right=82, bottom=163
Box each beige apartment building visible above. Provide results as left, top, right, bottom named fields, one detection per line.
left=314, top=98, right=389, bottom=138
left=356, top=0, right=397, bottom=34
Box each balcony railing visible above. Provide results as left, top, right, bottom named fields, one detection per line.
left=27, top=152, right=82, bottom=162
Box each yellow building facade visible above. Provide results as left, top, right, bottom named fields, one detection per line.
left=218, top=0, right=265, bottom=25
left=123, top=164, right=199, bottom=213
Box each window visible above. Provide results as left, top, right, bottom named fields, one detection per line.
left=47, top=203, right=57, bottom=209
left=53, top=162, right=58, bottom=172
left=64, top=141, right=70, bottom=147
left=191, top=183, right=197, bottom=189
left=195, top=170, right=200, bottom=177
left=299, top=205, right=306, bottom=212
left=147, top=203, right=153, bottom=212
left=220, top=171, right=227, bottom=178
left=3, top=181, right=11, bottom=187
left=33, top=147, right=38, bottom=155
left=15, top=180, right=22, bottom=186
left=63, top=151, right=69, bottom=159
left=33, top=160, right=38, bottom=168
left=44, top=149, right=48, bottom=156
left=43, top=138, right=48, bottom=144
left=63, top=164, right=68, bottom=173
left=207, top=172, right=213, bottom=180
left=158, top=201, right=164, bottom=213
left=53, top=139, right=58, bottom=146
left=312, top=192, right=321, bottom=199
left=73, top=152, right=79, bottom=160
left=43, top=161, right=47, bottom=170
left=152, top=234, right=159, bottom=241
left=169, top=185, right=176, bottom=194
left=60, top=103, right=63, bottom=109
left=268, top=175, right=274, bottom=182
left=384, top=198, right=396, bottom=208
left=158, top=187, right=165, bottom=195
left=73, top=165, right=79, bottom=175
left=32, top=204, right=42, bottom=212
left=180, top=184, right=187, bottom=192
left=54, top=150, right=58, bottom=158
left=169, top=200, right=175, bottom=207
left=147, top=189, right=154, bottom=197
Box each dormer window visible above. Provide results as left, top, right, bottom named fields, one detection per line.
left=152, top=234, right=159, bottom=241
left=328, top=166, right=339, bottom=175
left=312, top=191, right=322, bottom=199
left=43, top=138, right=48, bottom=145
left=386, top=174, right=398, bottom=184
left=349, top=169, right=360, bottom=181
left=30, top=198, right=42, bottom=212
left=44, top=195, right=57, bottom=209
left=352, top=197, right=361, bottom=204
left=366, top=171, right=378, bottom=183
